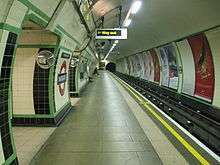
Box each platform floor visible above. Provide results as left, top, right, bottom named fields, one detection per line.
left=30, top=72, right=164, bottom=165
left=13, top=127, right=55, bottom=165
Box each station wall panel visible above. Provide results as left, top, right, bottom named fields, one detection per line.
left=158, top=44, right=179, bottom=90
left=28, top=0, right=61, bottom=17
left=125, top=58, right=131, bottom=75
left=158, top=46, right=170, bottom=87
left=0, top=0, right=97, bottom=164
left=13, top=48, right=37, bottom=115
left=54, top=49, right=71, bottom=112
left=176, top=40, right=196, bottom=96
left=128, top=56, right=135, bottom=77
left=187, top=34, right=215, bottom=102
left=0, top=0, right=11, bottom=23
left=206, top=28, right=220, bottom=108
left=0, top=30, right=18, bottom=164
left=33, top=48, right=53, bottom=115
left=5, top=0, right=28, bottom=28
left=145, top=51, right=154, bottom=82
left=132, top=55, right=142, bottom=78
left=54, top=0, right=87, bottom=44
left=138, top=52, right=151, bottom=81
left=150, top=49, right=160, bottom=83
left=116, top=26, right=220, bottom=109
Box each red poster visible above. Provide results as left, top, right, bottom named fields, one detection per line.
left=150, top=49, right=160, bottom=83
left=187, top=34, right=215, bottom=102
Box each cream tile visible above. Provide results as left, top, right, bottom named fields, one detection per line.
left=13, top=127, right=56, bottom=164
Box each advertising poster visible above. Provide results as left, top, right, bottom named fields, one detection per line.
left=133, top=55, right=142, bottom=77
left=125, top=57, right=131, bottom=75
left=138, top=53, right=146, bottom=79
left=187, top=33, right=215, bottom=102
left=163, top=44, right=179, bottom=89
left=158, top=47, right=169, bottom=87
left=146, top=51, right=154, bottom=82
left=149, top=49, right=160, bottom=83
left=129, top=56, right=135, bottom=76
left=123, top=59, right=128, bottom=74
left=140, top=52, right=150, bottom=81
left=176, top=40, right=196, bottom=96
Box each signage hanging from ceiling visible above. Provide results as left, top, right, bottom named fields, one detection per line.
left=96, top=28, right=127, bottom=40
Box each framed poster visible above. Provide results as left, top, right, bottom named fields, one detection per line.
left=158, top=47, right=169, bottom=87
left=141, top=52, right=149, bottom=80
left=188, top=33, right=215, bottom=102
left=166, top=44, right=179, bottom=89
left=125, top=57, right=131, bottom=75
left=133, top=55, right=142, bottom=77
left=138, top=53, right=145, bottom=79
left=149, top=49, right=160, bottom=83
left=176, top=40, right=196, bottom=96
left=141, top=51, right=152, bottom=81
left=159, top=44, right=179, bottom=89
left=129, top=56, right=135, bottom=76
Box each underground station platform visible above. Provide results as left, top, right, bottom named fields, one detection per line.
left=0, top=0, right=220, bottom=165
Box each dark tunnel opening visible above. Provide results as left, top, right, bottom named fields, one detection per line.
left=106, top=62, right=116, bottom=72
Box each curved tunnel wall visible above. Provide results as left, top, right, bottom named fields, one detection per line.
left=115, top=27, right=220, bottom=154
left=0, top=0, right=97, bottom=164
left=116, top=27, right=220, bottom=112
left=13, top=30, right=58, bottom=116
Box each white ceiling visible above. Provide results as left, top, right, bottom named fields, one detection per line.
left=91, top=0, right=220, bottom=60
left=116, top=0, right=220, bottom=59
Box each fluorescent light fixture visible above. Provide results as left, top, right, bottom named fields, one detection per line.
left=115, top=40, right=119, bottom=44
left=124, top=19, right=132, bottom=27
left=131, top=1, right=142, bottom=14
left=95, top=53, right=98, bottom=58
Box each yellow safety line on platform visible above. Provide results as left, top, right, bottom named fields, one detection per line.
left=111, top=74, right=210, bottom=165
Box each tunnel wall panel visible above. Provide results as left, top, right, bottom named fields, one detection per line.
left=141, top=51, right=154, bottom=82
left=125, top=58, right=131, bottom=75
left=0, top=0, right=97, bottom=164
left=0, top=30, right=18, bottom=164
left=18, top=30, right=58, bottom=45
left=54, top=49, right=71, bottom=113
left=187, top=34, right=215, bottom=102
left=132, top=54, right=142, bottom=78
left=13, top=48, right=37, bottom=115
left=33, top=48, right=53, bottom=115
left=0, top=1, right=11, bottom=23
left=206, top=28, right=220, bottom=108
left=158, top=46, right=169, bottom=87
left=150, top=49, right=160, bottom=83
left=158, top=44, right=179, bottom=90
left=116, top=27, right=220, bottom=109
left=138, top=53, right=145, bottom=79
left=53, top=0, right=87, bottom=45
left=12, top=29, right=58, bottom=118
left=176, top=40, right=196, bottom=96
left=5, top=0, right=28, bottom=28
left=27, top=0, right=61, bottom=17
left=128, top=56, right=134, bottom=76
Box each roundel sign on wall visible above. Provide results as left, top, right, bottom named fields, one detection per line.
left=57, top=60, right=67, bottom=96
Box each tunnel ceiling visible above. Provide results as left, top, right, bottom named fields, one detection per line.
left=91, top=0, right=220, bottom=60
left=90, top=0, right=132, bottom=59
